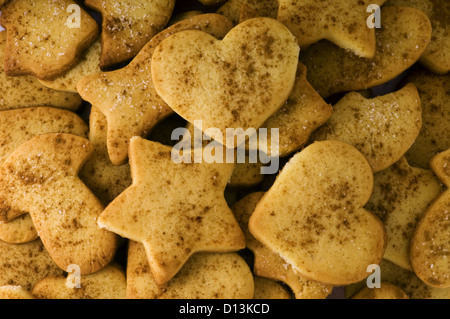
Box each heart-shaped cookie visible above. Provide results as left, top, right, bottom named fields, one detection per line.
left=151, top=17, right=299, bottom=148
left=232, top=192, right=333, bottom=299
left=249, top=140, right=386, bottom=285
left=77, top=13, right=234, bottom=166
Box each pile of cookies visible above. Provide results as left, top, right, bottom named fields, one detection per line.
left=0, top=0, right=448, bottom=299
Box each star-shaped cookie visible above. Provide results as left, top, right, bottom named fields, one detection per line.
left=77, top=13, right=234, bottom=165
left=97, top=137, right=245, bottom=285
left=277, top=0, right=386, bottom=58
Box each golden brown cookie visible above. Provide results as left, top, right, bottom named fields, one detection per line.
left=0, top=239, right=64, bottom=291
left=351, top=282, right=409, bottom=299
left=79, top=107, right=132, bottom=206
left=151, top=17, right=299, bottom=149
left=0, top=31, right=82, bottom=111
left=410, top=149, right=450, bottom=288
left=77, top=13, right=234, bottom=165
left=97, top=137, right=245, bottom=285
left=0, top=107, right=88, bottom=244
left=404, top=67, right=450, bottom=168
left=85, top=0, right=175, bottom=68
left=249, top=141, right=386, bottom=286
left=32, top=263, right=126, bottom=299
left=385, top=0, right=450, bottom=74
left=278, top=0, right=386, bottom=58
left=232, top=192, right=333, bottom=299
left=366, top=157, right=442, bottom=270
left=312, top=83, right=422, bottom=173
left=299, top=6, right=432, bottom=98
left=126, top=241, right=254, bottom=299
left=1, top=0, right=99, bottom=80
left=0, top=133, right=118, bottom=275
